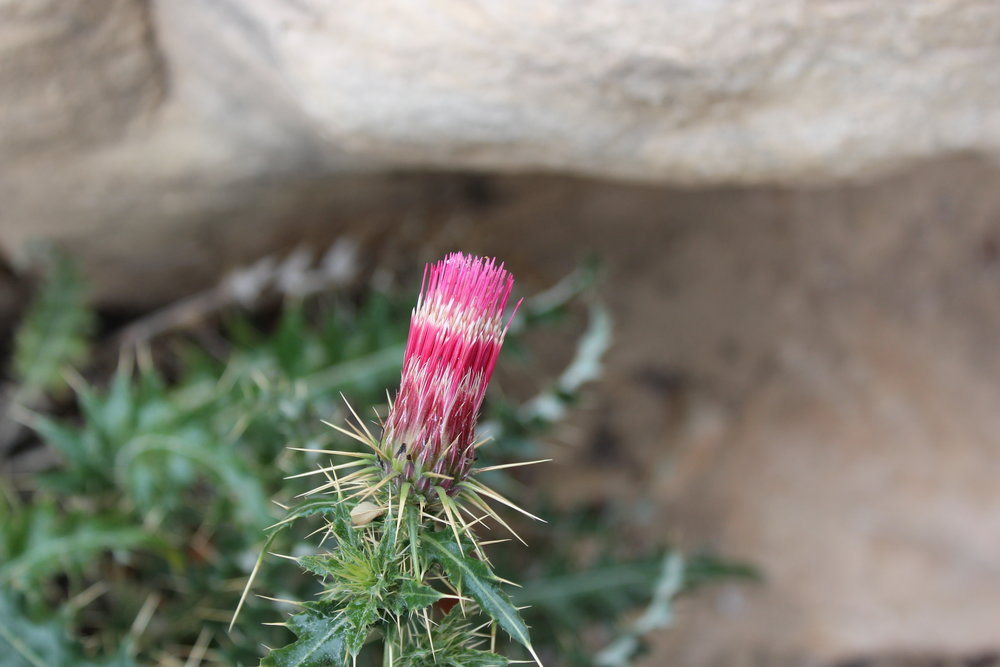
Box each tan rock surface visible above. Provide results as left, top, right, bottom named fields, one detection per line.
left=469, top=157, right=1000, bottom=665
left=4, top=0, right=1000, bottom=259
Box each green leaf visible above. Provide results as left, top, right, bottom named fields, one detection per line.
left=395, top=580, right=444, bottom=613
left=516, top=303, right=611, bottom=426
left=393, top=606, right=509, bottom=667
left=11, top=251, right=93, bottom=405
left=594, top=553, right=685, bottom=667
left=422, top=531, right=535, bottom=656
left=115, top=433, right=271, bottom=529
left=261, top=606, right=351, bottom=667
left=445, top=650, right=510, bottom=667
left=233, top=499, right=356, bottom=632
left=0, top=503, right=154, bottom=589
left=405, top=503, right=422, bottom=574
left=0, top=591, right=135, bottom=667
left=397, top=646, right=509, bottom=667
left=26, top=416, right=82, bottom=465
left=270, top=497, right=355, bottom=544
left=341, top=598, right=378, bottom=656
left=682, top=553, right=761, bottom=590
left=296, top=554, right=340, bottom=579
left=512, top=560, right=661, bottom=609
left=285, top=559, right=379, bottom=655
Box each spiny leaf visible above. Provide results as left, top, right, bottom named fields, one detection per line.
left=341, top=598, right=378, bottom=656
left=26, top=415, right=84, bottom=467
left=296, top=554, right=341, bottom=579
left=233, top=499, right=355, bottom=630
left=396, top=646, right=509, bottom=667
left=422, top=531, right=535, bottom=657
left=393, top=606, right=509, bottom=667
left=406, top=503, right=422, bottom=576
left=396, top=580, right=444, bottom=612
left=11, top=251, right=93, bottom=405
left=260, top=606, right=351, bottom=667
left=269, top=496, right=355, bottom=544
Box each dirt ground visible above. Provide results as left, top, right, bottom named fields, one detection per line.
left=5, top=155, right=1000, bottom=665
left=486, top=157, right=1000, bottom=665
left=454, top=156, right=1000, bottom=665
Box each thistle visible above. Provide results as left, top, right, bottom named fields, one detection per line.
left=307, top=253, right=544, bottom=545
left=384, top=254, right=516, bottom=495
left=252, top=253, right=545, bottom=666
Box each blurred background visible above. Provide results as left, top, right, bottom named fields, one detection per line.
left=3, top=1, right=1000, bottom=665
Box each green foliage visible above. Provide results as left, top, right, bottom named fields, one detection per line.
left=422, top=531, right=534, bottom=656
left=490, top=498, right=758, bottom=665
left=6, top=283, right=415, bottom=663
left=1, top=253, right=756, bottom=665
left=592, top=553, right=684, bottom=667
left=0, top=500, right=155, bottom=592
left=0, top=592, right=135, bottom=667
left=260, top=604, right=354, bottom=667
left=31, top=366, right=270, bottom=528
left=257, top=448, right=542, bottom=663
left=300, top=538, right=389, bottom=605
left=392, top=608, right=509, bottom=667
left=392, top=580, right=445, bottom=614
left=11, top=250, right=93, bottom=405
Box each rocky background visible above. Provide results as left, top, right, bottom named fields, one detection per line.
left=4, top=1, right=1000, bottom=665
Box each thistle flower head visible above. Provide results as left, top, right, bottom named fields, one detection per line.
left=382, top=253, right=517, bottom=495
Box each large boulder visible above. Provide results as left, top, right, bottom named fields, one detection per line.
left=3, top=0, right=1000, bottom=278
left=199, top=0, right=1000, bottom=183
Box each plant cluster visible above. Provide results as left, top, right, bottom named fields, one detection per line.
left=249, top=254, right=543, bottom=665
left=0, top=247, right=754, bottom=666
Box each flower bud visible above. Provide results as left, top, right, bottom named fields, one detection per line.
left=382, top=253, right=517, bottom=495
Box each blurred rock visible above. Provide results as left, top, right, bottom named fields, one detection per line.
left=3, top=0, right=1000, bottom=278
left=206, top=0, right=1000, bottom=183
left=463, top=156, right=1000, bottom=666
left=0, top=0, right=162, bottom=157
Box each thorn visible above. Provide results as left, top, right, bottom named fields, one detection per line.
left=496, top=577, right=522, bottom=588
left=463, top=480, right=546, bottom=523
left=394, top=482, right=410, bottom=544
left=255, top=594, right=305, bottom=606
left=472, top=458, right=552, bottom=474
left=284, top=460, right=367, bottom=479
left=340, top=393, right=381, bottom=454
left=287, top=447, right=374, bottom=458
left=435, top=486, right=466, bottom=553
left=230, top=546, right=268, bottom=631
left=478, top=538, right=512, bottom=546
left=459, top=488, right=528, bottom=545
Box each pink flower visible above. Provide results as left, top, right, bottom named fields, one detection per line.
left=382, top=253, right=518, bottom=495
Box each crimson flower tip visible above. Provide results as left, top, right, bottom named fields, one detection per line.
left=382, top=253, right=518, bottom=495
